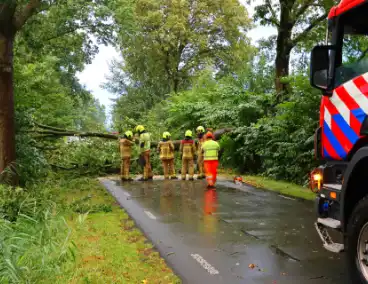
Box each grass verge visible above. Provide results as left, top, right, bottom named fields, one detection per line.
left=218, top=169, right=315, bottom=201
left=56, top=177, right=180, bottom=284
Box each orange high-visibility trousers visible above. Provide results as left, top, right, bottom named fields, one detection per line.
left=204, top=160, right=219, bottom=187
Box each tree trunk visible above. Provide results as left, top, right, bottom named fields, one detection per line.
left=275, top=0, right=294, bottom=95
left=0, top=33, right=16, bottom=182
left=275, top=43, right=291, bottom=93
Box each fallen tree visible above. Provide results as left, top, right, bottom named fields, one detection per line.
left=32, top=123, right=233, bottom=148
left=33, top=123, right=118, bottom=139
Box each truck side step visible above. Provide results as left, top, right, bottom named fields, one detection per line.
left=323, top=243, right=344, bottom=253
left=315, top=221, right=344, bottom=253
left=317, top=217, right=341, bottom=229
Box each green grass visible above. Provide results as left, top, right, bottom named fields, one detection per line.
left=54, top=177, right=180, bottom=284
left=218, top=169, right=315, bottom=200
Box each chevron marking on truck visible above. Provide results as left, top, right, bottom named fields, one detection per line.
left=322, top=72, right=368, bottom=159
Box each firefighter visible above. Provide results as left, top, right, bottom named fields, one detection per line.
left=180, top=130, right=196, bottom=180
left=195, top=126, right=206, bottom=179
left=202, top=132, right=220, bottom=188
left=119, top=130, right=134, bottom=181
left=158, top=132, right=177, bottom=180
left=135, top=125, right=153, bottom=181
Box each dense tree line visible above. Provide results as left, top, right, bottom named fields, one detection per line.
left=2, top=0, right=364, bottom=186
left=0, top=0, right=349, bottom=185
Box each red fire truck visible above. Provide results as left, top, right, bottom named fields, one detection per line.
left=310, top=0, right=368, bottom=282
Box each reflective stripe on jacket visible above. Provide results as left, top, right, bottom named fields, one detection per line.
left=202, top=140, right=220, bottom=161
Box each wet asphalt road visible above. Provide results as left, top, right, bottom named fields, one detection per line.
left=100, top=178, right=347, bottom=284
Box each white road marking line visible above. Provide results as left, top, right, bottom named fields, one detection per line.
left=278, top=195, right=295, bottom=201
left=191, top=253, right=219, bottom=275
left=144, top=211, right=157, bottom=220
left=124, top=192, right=131, bottom=197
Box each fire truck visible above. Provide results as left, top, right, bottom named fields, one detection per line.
left=310, top=0, right=368, bottom=282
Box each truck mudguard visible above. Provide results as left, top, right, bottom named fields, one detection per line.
left=340, top=146, right=368, bottom=228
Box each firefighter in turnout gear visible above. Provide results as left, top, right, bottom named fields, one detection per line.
left=119, top=130, right=134, bottom=181
left=135, top=125, right=153, bottom=181
left=180, top=130, right=196, bottom=180
left=202, top=132, right=220, bottom=188
left=158, top=132, right=177, bottom=179
left=195, top=126, right=206, bottom=179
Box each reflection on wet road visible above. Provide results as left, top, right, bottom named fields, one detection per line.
left=105, top=178, right=346, bottom=283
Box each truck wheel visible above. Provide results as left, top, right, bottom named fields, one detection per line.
left=346, top=197, right=368, bottom=283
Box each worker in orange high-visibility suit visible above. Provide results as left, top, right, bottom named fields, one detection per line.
left=202, top=132, right=220, bottom=188
left=195, top=126, right=206, bottom=179
left=180, top=130, right=196, bottom=180
left=119, top=130, right=134, bottom=181
left=158, top=132, right=177, bottom=180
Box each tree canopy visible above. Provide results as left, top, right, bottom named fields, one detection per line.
left=106, top=0, right=254, bottom=131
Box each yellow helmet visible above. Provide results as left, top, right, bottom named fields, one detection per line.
left=185, top=130, right=193, bottom=137
left=124, top=130, right=133, bottom=138
left=196, top=126, right=205, bottom=133
left=162, top=131, right=171, bottom=139
left=135, top=125, right=145, bottom=133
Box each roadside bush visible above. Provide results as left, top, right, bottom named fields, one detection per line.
left=0, top=182, right=73, bottom=283
left=0, top=182, right=55, bottom=223
left=0, top=185, right=31, bottom=222
left=0, top=211, right=73, bottom=283
left=15, top=110, right=49, bottom=186
left=227, top=75, right=321, bottom=183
